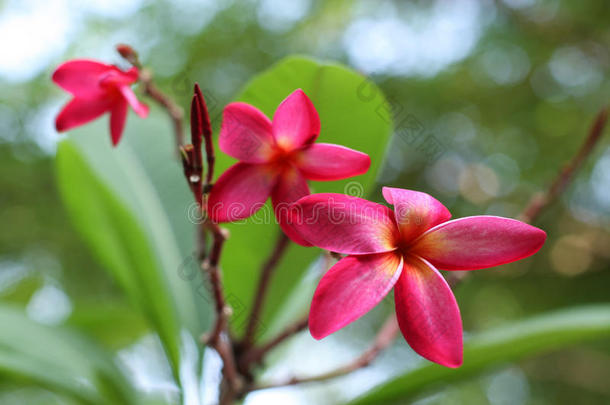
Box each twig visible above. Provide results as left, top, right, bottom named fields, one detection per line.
left=239, top=252, right=336, bottom=371
left=117, top=44, right=241, bottom=403
left=142, top=73, right=185, bottom=150
left=520, top=107, right=608, bottom=223
left=241, top=232, right=291, bottom=349
left=198, top=227, right=230, bottom=344
left=190, top=82, right=241, bottom=400
left=190, top=88, right=239, bottom=393
left=200, top=223, right=229, bottom=345
left=193, top=127, right=239, bottom=396
left=451, top=109, right=608, bottom=292
left=198, top=222, right=241, bottom=396
left=241, top=314, right=309, bottom=368
left=117, top=44, right=184, bottom=151
left=249, top=316, right=399, bottom=392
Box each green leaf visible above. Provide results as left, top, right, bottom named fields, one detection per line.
left=218, top=55, right=393, bottom=340
left=67, top=300, right=149, bottom=349
left=55, top=117, right=212, bottom=382
left=347, top=305, right=610, bottom=405
left=0, top=305, right=135, bottom=405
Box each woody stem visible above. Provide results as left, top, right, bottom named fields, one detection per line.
left=520, top=107, right=608, bottom=224
left=248, top=316, right=399, bottom=392
left=241, top=232, right=291, bottom=349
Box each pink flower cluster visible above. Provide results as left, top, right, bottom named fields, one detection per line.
left=53, top=60, right=546, bottom=368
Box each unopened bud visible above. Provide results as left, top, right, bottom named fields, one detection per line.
left=116, top=44, right=139, bottom=66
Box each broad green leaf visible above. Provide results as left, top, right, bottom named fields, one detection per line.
left=55, top=117, right=212, bottom=382
left=348, top=305, right=610, bottom=405
left=218, top=55, right=393, bottom=340
left=0, top=305, right=134, bottom=405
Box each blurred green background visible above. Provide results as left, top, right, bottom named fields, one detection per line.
left=1, top=0, right=609, bottom=404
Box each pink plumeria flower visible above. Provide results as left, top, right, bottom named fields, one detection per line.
left=53, top=59, right=149, bottom=146
left=291, top=187, right=546, bottom=367
left=208, top=89, right=371, bottom=245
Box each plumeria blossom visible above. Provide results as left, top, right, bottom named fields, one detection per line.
left=208, top=89, right=370, bottom=245
left=291, top=187, right=546, bottom=367
left=53, top=59, right=149, bottom=146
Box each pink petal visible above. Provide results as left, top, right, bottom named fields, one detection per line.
left=297, top=143, right=371, bottom=181
left=52, top=59, right=111, bottom=99
left=118, top=86, right=149, bottom=118
left=411, top=216, right=547, bottom=271
left=394, top=255, right=463, bottom=368
left=207, top=162, right=278, bottom=222
left=98, top=67, right=139, bottom=87
left=113, top=66, right=139, bottom=83
left=55, top=97, right=112, bottom=133
left=271, top=167, right=312, bottom=246
left=309, top=252, right=403, bottom=339
left=291, top=193, right=399, bottom=254
left=272, top=89, right=320, bottom=150
left=219, top=102, right=275, bottom=163
left=110, top=100, right=128, bottom=146
left=382, top=187, right=451, bottom=243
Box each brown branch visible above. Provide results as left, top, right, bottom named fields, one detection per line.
left=117, top=44, right=241, bottom=403
left=239, top=251, right=336, bottom=371
left=450, top=109, right=608, bottom=294
left=241, top=232, right=291, bottom=349
left=198, top=220, right=242, bottom=398
left=520, top=107, right=608, bottom=224
left=193, top=125, right=238, bottom=393
left=241, top=313, right=309, bottom=368
left=142, top=74, right=185, bottom=150
left=117, top=45, right=184, bottom=151
left=189, top=82, right=241, bottom=400
left=249, top=316, right=399, bottom=392
left=200, top=223, right=229, bottom=345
